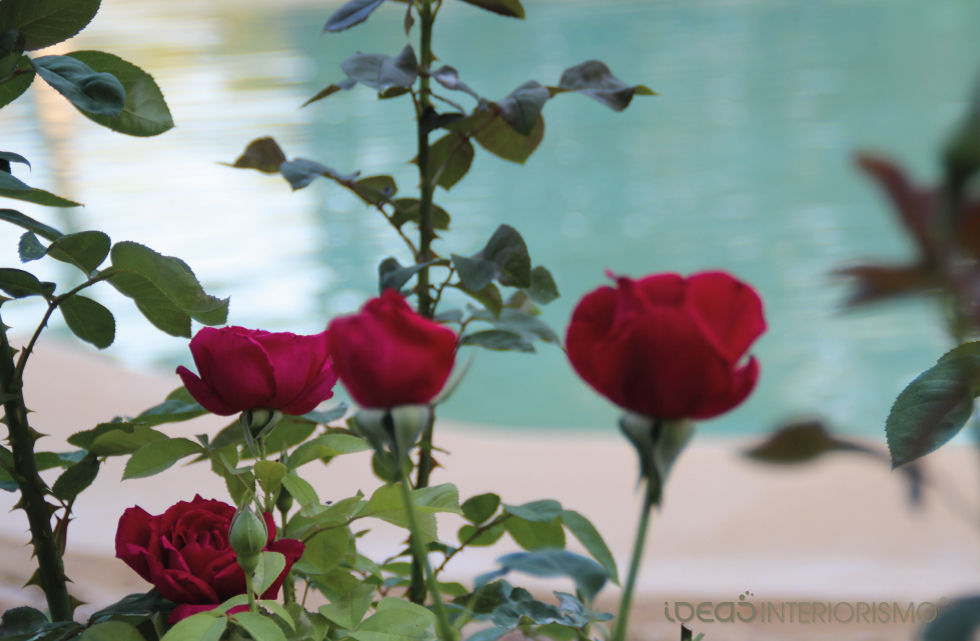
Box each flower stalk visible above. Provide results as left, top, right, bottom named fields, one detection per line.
left=398, top=475, right=455, bottom=641
left=611, top=478, right=654, bottom=641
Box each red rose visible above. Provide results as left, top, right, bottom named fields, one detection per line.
left=115, top=496, right=304, bottom=623
left=566, top=271, right=765, bottom=419
left=176, top=326, right=337, bottom=416
left=327, top=289, right=457, bottom=408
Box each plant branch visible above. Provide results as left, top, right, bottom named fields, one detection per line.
left=432, top=514, right=510, bottom=578
left=13, top=269, right=115, bottom=387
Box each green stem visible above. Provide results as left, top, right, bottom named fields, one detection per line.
left=244, top=572, right=257, bottom=613
left=398, top=475, right=455, bottom=641
left=611, top=479, right=654, bottom=641
left=0, top=316, right=73, bottom=621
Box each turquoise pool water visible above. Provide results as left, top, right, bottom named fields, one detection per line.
left=2, top=0, right=978, bottom=435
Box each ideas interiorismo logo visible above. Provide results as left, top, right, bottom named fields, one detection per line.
left=664, top=591, right=947, bottom=630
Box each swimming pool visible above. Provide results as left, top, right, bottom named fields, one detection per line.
left=2, top=0, right=975, bottom=435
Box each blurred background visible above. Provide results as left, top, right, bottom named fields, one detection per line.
left=2, top=0, right=979, bottom=436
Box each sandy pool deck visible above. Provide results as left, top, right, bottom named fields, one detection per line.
left=1, top=340, right=977, bottom=640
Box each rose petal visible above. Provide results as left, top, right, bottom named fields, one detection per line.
left=177, top=366, right=238, bottom=416
left=692, top=356, right=760, bottom=420
left=188, top=327, right=278, bottom=412
left=685, top=271, right=766, bottom=362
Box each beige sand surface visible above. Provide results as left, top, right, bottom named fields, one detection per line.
left=2, top=340, right=978, bottom=640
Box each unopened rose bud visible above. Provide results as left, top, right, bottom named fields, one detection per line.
left=229, top=505, right=267, bottom=575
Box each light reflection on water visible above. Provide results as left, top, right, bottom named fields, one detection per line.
left=1, top=0, right=976, bottom=435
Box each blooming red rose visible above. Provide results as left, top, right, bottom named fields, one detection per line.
left=327, top=289, right=457, bottom=408
left=115, top=495, right=304, bottom=623
left=176, top=326, right=337, bottom=416
left=566, top=271, right=765, bottom=420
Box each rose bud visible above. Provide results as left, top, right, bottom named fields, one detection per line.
left=327, top=289, right=457, bottom=408
left=566, top=271, right=765, bottom=420
left=229, top=505, right=268, bottom=575
left=176, top=326, right=338, bottom=416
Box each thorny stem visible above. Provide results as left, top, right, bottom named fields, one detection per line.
left=410, top=0, right=439, bottom=607
left=0, top=313, right=73, bottom=621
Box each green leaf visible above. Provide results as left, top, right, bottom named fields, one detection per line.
left=31, top=54, right=125, bottom=117
left=463, top=108, right=544, bottom=164
left=526, top=266, right=559, bottom=304
left=252, top=551, right=286, bottom=596
left=0, top=170, right=80, bottom=207
left=0, top=267, right=54, bottom=298
left=458, top=522, right=505, bottom=547
left=59, top=294, right=114, bottom=349
left=390, top=198, right=451, bottom=230
left=426, top=132, right=473, bottom=189
left=18, top=231, right=46, bottom=262
left=341, top=45, right=418, bottom=97
left=462, top=493, right=500, bottom=524
left=431, top=65, right=482, bottom=101
left=0, top=151, right=30, bottom=168
left=457, top=0, right=525, bottom=19
left=253, top=460, right=287, bottom=495
left=87, top=590, right=170, bottom=624
left=110, top=241, right=229, bottom=330
left=0, top=0, right=100, bottom=50
left=0, top=208, right=63, bottom=240
left=363, top=483, right=461, bottom=542
left=298, top=527, right=351, bottom=574
left=921, top=595, right=980, bottom=641
left=290, top=432, right=370, bottom=468
left=461, top=329, right=533, bottom=353
left=160, top=611, right=226, bottom=641
left=122, top=437, right=203, bottom=479
left=743, top=419, right=874, bottom=464
left=324, top=0, right=386, bottom=32
left=46, top=230, right=110, bottom=273
left=233, top=611, right=288, bottom=641
left=134, top=386, right=208, bottom=426
left=318, top=583, right=375, bottom=629
left=0, top=55, right=34, bottom=109
left=65, top=51, right=174, bottom=136
left=477, top=550, right=608, bottom=602
left=78, top=621, right=146, bottom=641
left=350, top=598, right=437, bottom=641
left=229, top=137, right=287, bottom=173
left=281, top=473, right=319, bottom=510
left=87, top=425, right=168, bottom=456
left=451, top=254, right=496, bottom=292
left=303, top=405, right=349, bottom=424
left=504, top=516, right=564, bottom=550
left=457, top=282, right=503, bottom=317
left=280, top=158, right=332, bottom=191
left=0, top=606, right=50, bottom=637
left=353, top=175, right=397, bottom=205
left=378, top=257, right=440, bottom=295
left=503, top=499, right=561, bottom=523
left=301, top=78, right=357, bottom=108
left=549, top=60, right=656, bottom=112
left=559, top=510, right=619, bottom=584
left=108, top=271, right=189, bottom=336
left=495, top=81, right=549, bottom=136
left=886, top=342, right=980, bottom=467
